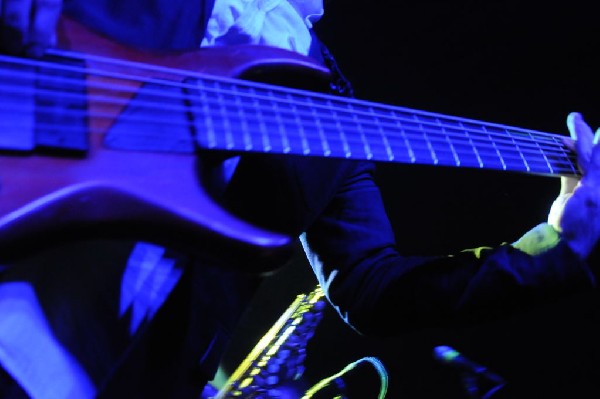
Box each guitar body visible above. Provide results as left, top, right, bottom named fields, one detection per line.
left=0, top=16, right=330, bottom=270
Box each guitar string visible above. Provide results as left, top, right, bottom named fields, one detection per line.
left=0, top=70, right=574, bottom=163
left=0, top=91, right=575, bottom=170
left=0, top=76, right=570, bottom=157
left=0, top=51, right=572, bottom=149
left=0, top=53, right=572, bottom=153
left=0, top=65, right=576, bottom=168
left=0, top=95, right=575, bottom=173
left=0, top=55, right=576, bottom=171
left=0, top=120, right=574, bottom=174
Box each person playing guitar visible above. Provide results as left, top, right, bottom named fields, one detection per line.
left=0, top=0, right=600, bottom=397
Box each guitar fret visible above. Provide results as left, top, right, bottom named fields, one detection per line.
left=254, top=95, right=282, bottom=152
left=307, top=98, right=344, bottom=158
left=552, top=136, right=578, bottom=174
left=528, top=130, right=553, bottom=174
left=508, top=127, right=530, bottom=172
left=490, top=125, right=538, bottom=172
left=221, top=86, right=241, bottom=146
left=308, top=96, right=331, bottom=157
left=482, top=125, right=508, bottom=171
left=324, top=98, right=343, bottom=154
left=281, top=95, right=306, bottom=154
left=196, top=78, right=217, bottom=149
left=448, top=122, right=483, bottom=168
left=424, top=114, right=465, bottom=166
left=354, top=106, right=374, bottom=160
left=439, top=119, right=461, bottom=167
left=254, top=92, right=272, bottom=152
left=361, top=125, right=382, bottom=159
left=193, top=78, right=572, bottom=175
left=271, top=96, right=291, bottom=153
left=464, top=123, right=505, bottom=170
left=336, top=104, right=352, bottom=158
left=199, top=79, right=233, bottom=149
left=390, top=110, right=415, bottom=162
left=434, top=118, right=476, bottom=167
left=230, top=84, right=253, bottom=151
left=334, top=103, right=351, bottom=158
left=368, top=108, right=394, bottom=161
left=328, top=104, right=360, bottom=158
left=415, top=114, right=444, bottom=165
left=238, top=85, right=271, bottom=152
left=314, top=97, right=356, bottom=158
left=286, top=93, right=311, bottom=155
left=214, top=80, right=230, bottom=148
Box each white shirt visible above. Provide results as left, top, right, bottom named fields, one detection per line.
left=201, top=0, right=324, bottom=55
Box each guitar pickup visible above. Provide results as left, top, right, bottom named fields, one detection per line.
left=0, top=53, right=88, bottom=156
left=0, top=54, right=35, bottom=152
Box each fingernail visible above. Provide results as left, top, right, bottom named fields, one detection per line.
left=570, top=112, right=582, bottom=122
left=567, top=113, right=580, bottom=139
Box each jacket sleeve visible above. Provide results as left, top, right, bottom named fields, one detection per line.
left=300, top=162, right=597, bottom=336
left=62, top=0, right=215, bottom=50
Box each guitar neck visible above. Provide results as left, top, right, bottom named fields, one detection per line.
left=189, top=78, right=579, bottom=177
left=0, top=48, right=579, bottom=177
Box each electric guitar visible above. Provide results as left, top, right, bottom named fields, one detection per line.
left=0, top=16, right=578, bottom=268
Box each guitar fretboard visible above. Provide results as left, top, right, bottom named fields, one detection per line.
left=189, top=76, right=578, bottom=177
left=0, top=50, right=579, bottom=177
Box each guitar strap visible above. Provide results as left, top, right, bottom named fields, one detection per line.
left=309, top=30, right=355, bottom=98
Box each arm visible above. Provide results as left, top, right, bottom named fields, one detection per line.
left=301, top=116, right=599, bottom=336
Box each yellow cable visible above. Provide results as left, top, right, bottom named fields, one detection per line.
left=302, top=356, right=388, bottom=399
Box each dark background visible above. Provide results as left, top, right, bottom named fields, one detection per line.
left=220, top=1, right=600, bottom=398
